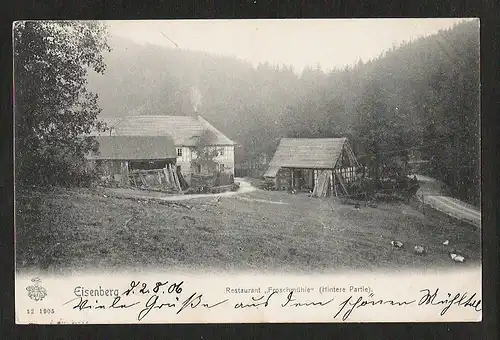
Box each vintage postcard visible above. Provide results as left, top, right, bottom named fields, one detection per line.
left=14, top=18, right=482, bottom=324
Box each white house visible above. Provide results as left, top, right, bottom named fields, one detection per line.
left=92, top=115, right=235, bottom=178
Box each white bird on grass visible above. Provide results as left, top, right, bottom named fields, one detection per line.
left=443, top=240, right=449, bottom=246
left=450, top=249, right=466, bottom=263
left=391, top=240, right=404, bottom=249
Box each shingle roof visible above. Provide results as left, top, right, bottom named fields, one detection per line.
left=264, top=138, right=347, bottom=176
left=92, top=115, right=234, bottom=146
left=263, top=166, right=280, bottom=178
left=86, top=135, right=177, bottom=160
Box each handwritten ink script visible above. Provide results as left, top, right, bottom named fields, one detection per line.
left=62, top=279, right=482, bottom=322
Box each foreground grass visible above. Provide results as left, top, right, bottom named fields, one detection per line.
left=15, top=186, right=481, bottom=274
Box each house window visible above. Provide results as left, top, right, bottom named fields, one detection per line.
left=219, top=164, right=225, bottom=172
left=177, top=148, right=182, bottom=157
left=219, top=147, right=224, bottom=156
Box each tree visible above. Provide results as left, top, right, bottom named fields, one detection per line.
left=193, top=129, right=219, bottom=161
left=14, top=21, right=110, bottom=186
left=352, top=78, right=387, bottom=182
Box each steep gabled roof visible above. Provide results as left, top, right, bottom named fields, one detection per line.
left=91, top=115, right=235, bottom=146
left=264, top=138, right=347, bottom=176
left=86, top=135, right=177, bottom=160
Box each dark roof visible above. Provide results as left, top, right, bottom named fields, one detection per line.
left=264, top=138, right=347, bottom=176
left=91, top=115, right=235, bottom=146
left=86, top=135, right=177, bottom=160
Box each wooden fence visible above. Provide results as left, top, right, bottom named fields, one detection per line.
left=190, top=171, right=234, bottom=191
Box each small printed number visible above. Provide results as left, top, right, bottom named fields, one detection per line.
left=27, top=308, right=55, bottom=314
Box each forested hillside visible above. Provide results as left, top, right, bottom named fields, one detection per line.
left=288, top=20, right=480, bottom=205
left=87, top=20, right=480, bottom=206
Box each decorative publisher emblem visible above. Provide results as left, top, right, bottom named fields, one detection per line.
left=26, top=278, right=47, bottom=302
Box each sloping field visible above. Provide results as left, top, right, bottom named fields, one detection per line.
left=15, top=186, right=481, bottom=274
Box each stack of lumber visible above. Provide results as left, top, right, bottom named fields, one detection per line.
left=129, top=164, right=182, bottom=192
left=312, top=170, right=332, bottom=198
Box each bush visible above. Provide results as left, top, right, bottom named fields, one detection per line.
left=17, top=153, right=100, bottom=189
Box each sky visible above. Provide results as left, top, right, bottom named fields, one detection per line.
left=107, top=18, right=470, bottom=74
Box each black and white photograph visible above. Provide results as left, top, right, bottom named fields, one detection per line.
left=14, top=19, right=482, bottom=324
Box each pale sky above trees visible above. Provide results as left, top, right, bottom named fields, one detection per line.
left=107, top=18, right=469, bottom=74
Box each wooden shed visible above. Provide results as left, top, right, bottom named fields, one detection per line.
left=85, top=135, right=182, bottom=190
left=263, top=138, right=362, bottom=197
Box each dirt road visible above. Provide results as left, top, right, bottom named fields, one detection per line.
left=106, top=177, right=257, bottom=202
left=161, top=177, right=257, bottom=201
left=413, top=174, right=481, bottom=228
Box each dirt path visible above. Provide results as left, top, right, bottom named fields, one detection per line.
left=233, top=196, right=288, bottom=205
left=162, top=177, right=257, bottom=201
left=412, top=174, right=481, bottom=228
left=106, top=177, right=258, bottom=202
